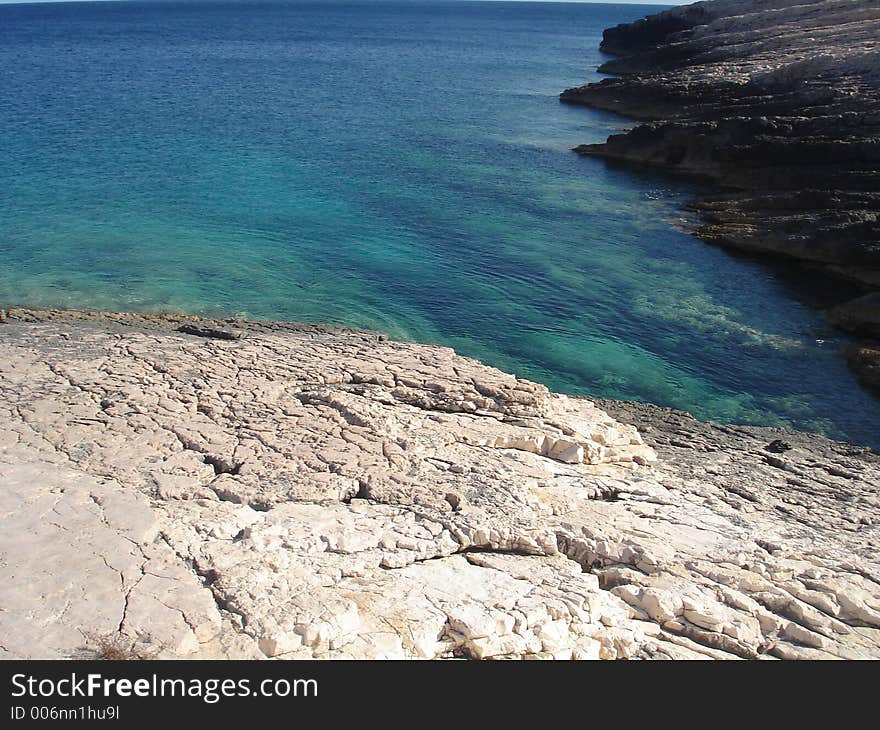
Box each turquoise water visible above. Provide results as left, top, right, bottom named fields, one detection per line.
left=2, top=0, right=878, bottom=447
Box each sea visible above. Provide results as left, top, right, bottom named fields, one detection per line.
left=2, top=0, right=878, bottom=447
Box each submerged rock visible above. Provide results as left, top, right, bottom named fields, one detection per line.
left=846, top=345, right=880, bottom=392
left=830, top=293, right=880, bottom=339
left=0, top=309, right=878, bottom=660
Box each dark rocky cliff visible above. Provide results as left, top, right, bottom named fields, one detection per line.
left=561, top=0, right=880, bottom=389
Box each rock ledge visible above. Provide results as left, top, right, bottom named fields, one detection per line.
left=561, top=0, right=880, bottom=385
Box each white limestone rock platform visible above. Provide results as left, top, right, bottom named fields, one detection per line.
left=0, top=308, right=877, bottom=660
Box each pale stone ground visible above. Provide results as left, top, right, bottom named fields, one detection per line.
left=0, top=309, right=878, bottom=659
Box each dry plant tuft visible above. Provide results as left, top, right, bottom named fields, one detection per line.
left=75, top=631, right=163, bottom=660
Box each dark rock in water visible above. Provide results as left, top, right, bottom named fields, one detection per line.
left=177, top=324, right=242, bottom=341
left=561, top=0, right=880, bottom=373
left=830, top=293, right=880, bottom=339
left=846, top=345, right=880, bottom=392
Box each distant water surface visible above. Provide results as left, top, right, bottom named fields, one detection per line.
left=2, top=0, right=878, bottom=447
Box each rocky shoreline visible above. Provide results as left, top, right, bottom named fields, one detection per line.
left=560, top=0, right=880, bottom=390
left=1, top=307, right=878, bottom=660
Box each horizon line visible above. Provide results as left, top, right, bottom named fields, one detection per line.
left=0, top=0, right=683, bottom=6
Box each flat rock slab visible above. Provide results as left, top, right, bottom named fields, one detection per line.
left=0, top=462, right=223, bottom=659
left=0, top=308, right=878, bottom=659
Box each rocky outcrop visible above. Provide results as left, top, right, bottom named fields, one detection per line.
left=846, top=345, right=880, bottom=392
left=1, top=309, right=878, bottom=660
left=560, top=0, right=880, bottom=366
left=830, top=293, right=880, bottom=339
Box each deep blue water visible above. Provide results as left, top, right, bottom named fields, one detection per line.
left=1, top=0, right=878, bottom=447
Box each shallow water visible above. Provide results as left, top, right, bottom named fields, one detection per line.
left=1, top=0, right=878, bottom=447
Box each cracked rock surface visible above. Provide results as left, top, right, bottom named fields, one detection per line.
left=0, top=308, right=878, bottom=659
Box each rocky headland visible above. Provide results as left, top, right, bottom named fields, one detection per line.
left=0, top=308, right=878, bottom=660
left=560, top=0, right=880, bottom=389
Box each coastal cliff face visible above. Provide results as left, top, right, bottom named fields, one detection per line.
left=1, top=309, right=878, bottom=660
left=560, top=0, right=880, bottom=385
